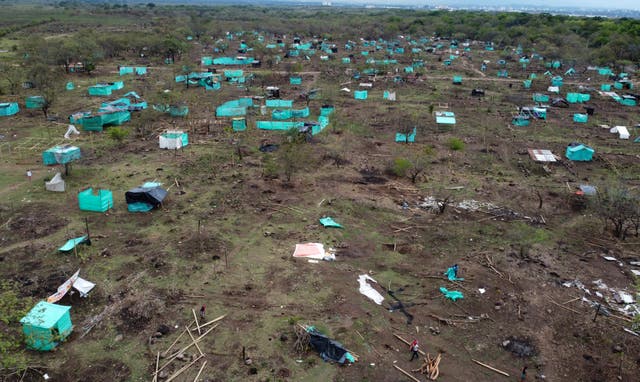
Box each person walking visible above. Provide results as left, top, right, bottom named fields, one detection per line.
left=520, top=366, right=527, bottom=382
left=452, top=264, right=459, bottom=278
left=409, top=339, right=420, bottom=361
left=199, top=305, right=206, bottom=320
left=26, top=169, right=32, bottom=182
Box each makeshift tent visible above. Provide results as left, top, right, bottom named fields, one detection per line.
left=169, top=105, right=189, bottom=117
left=25, top=96, right=45, bottom=109
left=58, top=236, right=89, bottom=252
left=565, top=143, right=594, bottom=161
left=0, top=102, right=19, bottom=116
left=435, top=111, right=456, bottom=125
left=45, top=173, right=65, bottom=192
left=567, top=93, right=590, bottom=103
left=512, top=115, right=530, bottom=127
left=159, top=131, right=188, bottom=149
left=64, top=124, right=80, bottom=139
left=319, top=217, right=342, bottom=228
left=551, top=76, right=563, bottom=86
left=125, top=182, right=167, bottom=212
left=610, top=126, right=630, bottom=139
left=354, top=90, right=368, bottom=100
left=66, top=82, right=75, bottom=91
left=533, top=93, right=549, bottom=103
left=232, top=117, right=247, bottom=131
left=20, top=301, right=72, bottom=351
left=601, top=84, right=612, bottom=91
left=383, top=91, right=396, bottom=101
left=78, top=188, right=113, bottom=212
left=306, top=326, right=354, bottom=364
left=42, top=145, right=81, bottom=166
left=256, top=121, right=304, bottom=131
left=395, top=127, right=417, bottom=143
left=523, top=80, right=532, bottom=89
left=573, top=114, right=588, bottom=123
left=289, top=76, right=302, bottom=85
left=320, top=105, right=334, bottom=117
left=265, top=99, right=293, bottom=108
left=452, top=76, right=462, bottom=84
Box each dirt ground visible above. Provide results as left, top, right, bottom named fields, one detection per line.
left=1, top=18, right=640, bottom=382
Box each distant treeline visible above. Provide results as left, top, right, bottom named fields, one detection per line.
left=1, top=2, right=639, bottom=67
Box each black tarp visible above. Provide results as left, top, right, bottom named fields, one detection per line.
left=307, top=328, right=348, bottom=364
left=125, top=186, right=167, bottom=206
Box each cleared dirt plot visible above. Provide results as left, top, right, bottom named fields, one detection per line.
left=1, top=3, right=640, bottom=382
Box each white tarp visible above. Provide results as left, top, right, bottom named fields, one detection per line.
left=64, top=124, right=80, bottom=139
left=610, top=126, right=630, bottom=139
left=357, top=274, right=384, bottom=305
left=45, top=172, right=65, bottom=192
left=73, top=277, right=95, bottom=297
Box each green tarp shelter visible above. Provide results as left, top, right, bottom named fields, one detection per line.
left=342, top=57, right=351, bottom=64
left=159, top=131, right=188, bottom=149
left=601, top=84, right=611, bottom=91
left=533, top=93, right=549, bottom=103
left=88, top=85, right=112, bottom=96
left=78, top=188, right=114, bottom=212
left=42, top=145, right=81, bottom=165
left=598, top=67, right=613, bottom=76
left=395, top=127, right=416, bottom=143
left=523, top=80, right=532, bottom=89
left=435, top=111, right=456, bottom=125
left=573, top=113, right=588, bottom=123
left=452, top=76, right=462, bottom=84
left=66, top=82, right=75, bottom=91
left=551, top=76, right=563, bottom=86
left=256, top=121, right=304, bottom=130
left=272, top=107, right=310, bottom=120
left=319, top=217, right=342, bottom=228
left=266, top=99, right=293, bottom=108
left=0, top=102, right=19, bottom=116
left=512, top=116, right=530, bottom=126
left=232, top=118, right=246, bottom=131
left=354, top=90, right=368, bottom=100
left=224, top=70, right=244, bottom=79
left=567, top=93, right=590, bottom=103
left=320, top=106, right=334, bottom=117
left=169, top=105, right=189, bottom=117
left=201, top=57, right=214, bottom=65
left=290, top=76, right=302, bottom=85
left=59, top=236, right=89, bottom=252
left=213, top=57, right=255, bottom=65
left=565, top=143, right=594, bottom=161
left=26, top=96, right=45, bottom=109
left=20, top=301, right=72, bottom=351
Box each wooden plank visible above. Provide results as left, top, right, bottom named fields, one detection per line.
left=472, top=359, right=510, bottom=377
left=393, top=333, right=425, bottom=356
left=166, top=354, right=205, bottom=382
left=193, top=360, right=207, bottom=382
left=162, top=328, right=187, bottom=357
left=191, top=314, right=226, bottom=331
left=192, top=309, right=201, bottom=335
left=186, top=326, right=204, bottom=356
left=393, top=364, right=421, bottom=382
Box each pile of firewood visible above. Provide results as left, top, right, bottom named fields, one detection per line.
left=412, top=353, right=442, bottom=380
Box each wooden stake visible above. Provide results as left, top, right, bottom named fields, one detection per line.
left=163, top=328, right=187, bottom=357
left=193, top=360, right=207, bottom=382
left=546, top=297, right=584, bottom=315
left=193, top=309, right=201, bottom=335
left=393, top=364, right=421, bottom=382
left=186, top=326, right=204, bottom=356
left=166, top=354, right=204, bottom=382
left=191, top=314, right=226, bottom=331
left=153, top=351, right=160, bottom=382
left=472, top=359, right=509, bottom=377
left=157, top=325, right=218, bottom=375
